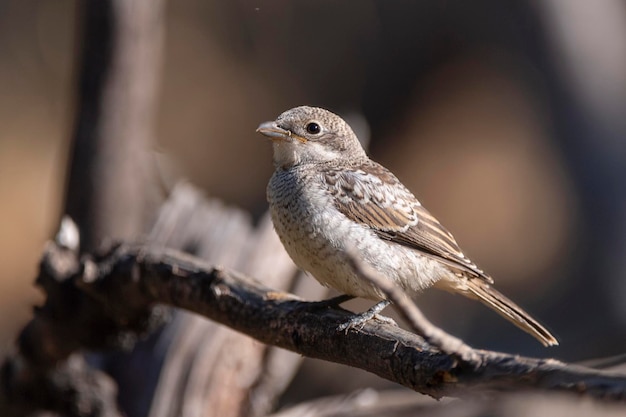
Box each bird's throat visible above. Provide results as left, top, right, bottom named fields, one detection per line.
left=273, top=142, right=301, bottom=169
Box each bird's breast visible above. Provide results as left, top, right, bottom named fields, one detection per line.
left=267, top=168, right=340, bottom=266
left=267, top=168, right=384, bottom=299
left=266, top=167, right=448, bottom=300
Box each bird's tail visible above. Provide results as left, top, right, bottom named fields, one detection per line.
left=441, top=278, right=558, bottom=347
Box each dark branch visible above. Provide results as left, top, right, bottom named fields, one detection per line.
left=31, top=241, right=626, bottom=401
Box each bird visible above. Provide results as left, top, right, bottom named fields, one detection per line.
left=256, top=105, right=558, bottom=347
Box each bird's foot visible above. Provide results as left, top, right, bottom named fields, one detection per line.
left=337, top=300, right=393, bottom=332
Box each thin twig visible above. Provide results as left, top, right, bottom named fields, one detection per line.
left=345, top=246, right=480, bottom=363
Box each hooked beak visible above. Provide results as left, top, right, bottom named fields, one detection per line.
left=256, top=121, right=307, bottom=143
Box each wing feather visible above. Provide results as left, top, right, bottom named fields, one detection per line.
left=323, top=161, right=493, bottom=283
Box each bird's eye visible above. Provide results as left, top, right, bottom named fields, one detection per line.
left=305, top=122, right=321, bottom=135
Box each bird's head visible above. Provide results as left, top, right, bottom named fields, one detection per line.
left=256, top=106, right=367, bottom=169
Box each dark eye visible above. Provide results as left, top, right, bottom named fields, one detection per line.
left=305, top=122, right=321, bottom=134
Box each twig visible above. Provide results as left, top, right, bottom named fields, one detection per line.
left=345, top=246, right=480, bottom=363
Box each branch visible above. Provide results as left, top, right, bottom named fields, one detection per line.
left=145, top=185, right=310, bottom=417
left=33, top=241, right=626, bottom=401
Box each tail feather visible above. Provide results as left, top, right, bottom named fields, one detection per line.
left=461, top=279, right=558, bottom=347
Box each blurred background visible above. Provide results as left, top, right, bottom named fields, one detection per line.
left=1, top=0, right=625, bottom=405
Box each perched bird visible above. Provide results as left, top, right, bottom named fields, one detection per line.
left=257, top=106, right=558, bottom=347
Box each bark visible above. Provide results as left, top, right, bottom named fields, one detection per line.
left=19, top=239, right=626, bottom=403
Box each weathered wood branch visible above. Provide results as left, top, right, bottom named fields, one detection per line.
left=144, top=185, right=310, bottom=417
left=26, top=240, right=626, bottom=402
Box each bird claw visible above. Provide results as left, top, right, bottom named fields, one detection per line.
left=374, top=314, right=397, bottom=326
left=337, top=300, right=392, bottom=332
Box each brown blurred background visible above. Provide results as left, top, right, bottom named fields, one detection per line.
left=1, top=0, right=626, bottom=403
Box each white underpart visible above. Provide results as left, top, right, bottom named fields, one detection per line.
left=267, top=166, right=450, bottom=301
left=273, top=141, right=340, bottom=168
left=272, top=141, right=300, bottom=168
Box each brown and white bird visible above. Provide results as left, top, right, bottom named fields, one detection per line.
left=257, top=105, right=558, bottom=347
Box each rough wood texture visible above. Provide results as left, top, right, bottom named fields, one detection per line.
left=145, top=184, right=313, bottom=417
left=0, top=182, right=313, bottom=417
left=22, top=240, right=626, bottom=402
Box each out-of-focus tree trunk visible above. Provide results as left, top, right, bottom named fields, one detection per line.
left=64, top=0, right=164, bottom=252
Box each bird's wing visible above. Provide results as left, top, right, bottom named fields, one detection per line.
left=323, top=162, right=493, bottom=283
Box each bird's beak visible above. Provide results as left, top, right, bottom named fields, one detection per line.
left=256, top=121, right=307, bottom=143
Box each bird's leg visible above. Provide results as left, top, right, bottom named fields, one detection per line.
left=337, top=300, right=393, bottom=332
